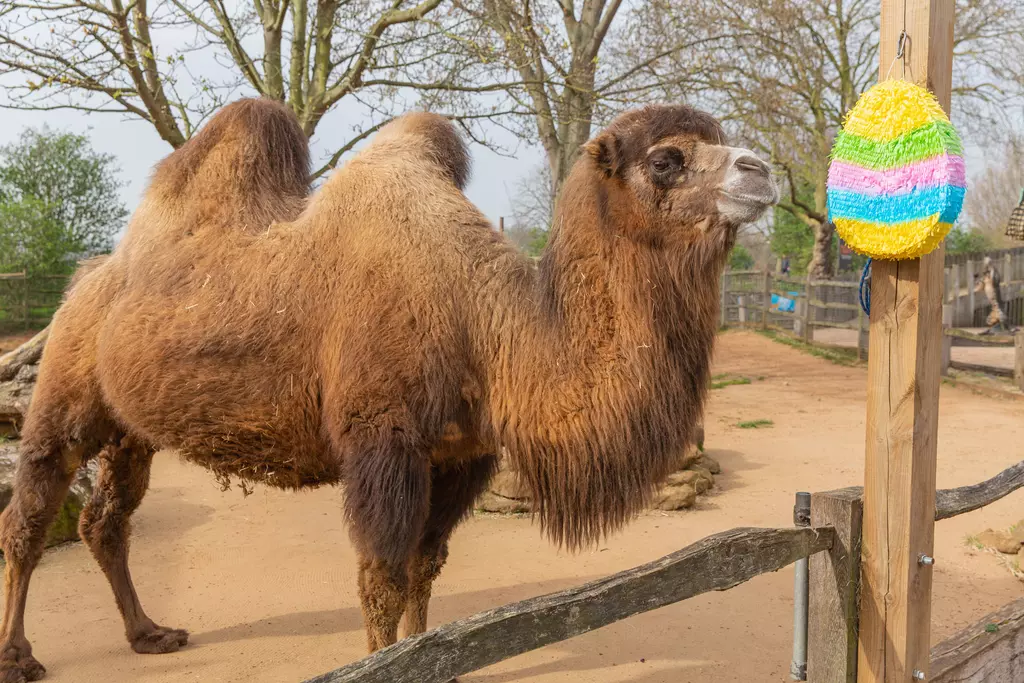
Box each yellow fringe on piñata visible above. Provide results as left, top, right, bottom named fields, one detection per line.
left=840, top=80, right=950, bottom=143
left=834, top=216, right=952, bottom=261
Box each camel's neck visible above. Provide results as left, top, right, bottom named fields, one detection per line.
left=477, top=168, right=731, bottom=550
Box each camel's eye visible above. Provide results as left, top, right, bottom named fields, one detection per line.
left=648, top=148, right=684, bottom=179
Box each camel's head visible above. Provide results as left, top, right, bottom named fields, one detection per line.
left=581, top=104, right=778, bottom=246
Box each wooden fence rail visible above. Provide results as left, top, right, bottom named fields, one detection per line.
left=304, top=527, right=834, bottom=683
left=303, top=459, right=1024, bottom=683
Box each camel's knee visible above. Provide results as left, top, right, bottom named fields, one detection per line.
left=79, top=441, right=153, bottom=556
left=358, top=556, right=410, bottom=651
left=0, top=446, right=76, bottom=563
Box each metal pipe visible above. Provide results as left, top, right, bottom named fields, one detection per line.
left=791, top=492, right=811, bottom=681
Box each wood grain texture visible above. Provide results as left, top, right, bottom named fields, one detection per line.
left=930, top=597, right=1024, bottom=683
left=1014, top=332, right=1023, bottom=391
left=859, top=4, right=955, bottom=681
left=0, top=327, right=48, bottom=382
left=808, top=488, right=864, bottom=683
left=303, top=527, right=834, bottom=683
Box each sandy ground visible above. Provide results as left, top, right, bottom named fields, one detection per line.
left=14, top=331, right=1024, bottom=683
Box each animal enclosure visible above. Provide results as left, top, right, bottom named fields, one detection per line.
left=0, top=271, right=70, bottom=334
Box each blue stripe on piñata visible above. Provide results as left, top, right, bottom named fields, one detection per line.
left=826, top=185, right=965, bottom=224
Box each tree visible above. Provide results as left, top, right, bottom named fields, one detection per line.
left=0, top=127, right=126, bottom=274
left=963, top=135, right=1024, bottom=246
left=0, top=0, right=508, bottom=176
left=944, top=224, right=992, bottom=255
left=454, top=0, right=723, bottom=200
left=651, top=0, right=1024, bottom=278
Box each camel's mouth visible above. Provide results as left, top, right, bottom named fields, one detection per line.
left=717, top=186, right=779, bottom=224
left=719, top=189, right=779, bottom=206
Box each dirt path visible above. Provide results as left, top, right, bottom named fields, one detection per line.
left=18, top=331, right=1024, bottom=683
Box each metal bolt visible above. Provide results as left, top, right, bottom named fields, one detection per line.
left=919, top=554, right=935, bottom=566
left=912, top=670, right=926, bottom=680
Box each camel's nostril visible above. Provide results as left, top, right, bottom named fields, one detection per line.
left=735, top=156, right=770, bottom=176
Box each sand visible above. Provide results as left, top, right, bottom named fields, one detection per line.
left=15, top=331, right=1024, bottom=683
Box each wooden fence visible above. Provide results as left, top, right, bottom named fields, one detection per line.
left=0, top=272, right=71, bottom=334
left=302, top=460, right=1024, bottom=683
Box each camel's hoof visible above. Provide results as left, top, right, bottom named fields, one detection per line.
left=0, top=654, right=46, bottom=683
left=130, top=626, right=190, bottom=654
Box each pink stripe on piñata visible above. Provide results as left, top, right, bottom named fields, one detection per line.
left=828, top=153, right=966, bottom=196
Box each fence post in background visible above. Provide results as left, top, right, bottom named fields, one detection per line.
left=498, top=216, right=504, bottom=233
left=720, top=273, right=728, bottom=328
left=967, top=259, right=976, bottom=327
left=807, top=488, right=863, bottom=683
left=857, top=304, right=865, bottom=362
left=791, top=492, right=811, bottom=681
left=21, top=272, right=29, bottom=332
left=801, top=281, right=812, bottom=342
left=1015, top=331, right=1024, bottom=392
left=738, top=295, right=748, bottom=325
left=951, top=263, right=960, bottom=326
left=1005, top=253, right=1012, bottom=284
left=942, top=305, right=953, bottom=376
left=763, top=270, right=771, bottom=331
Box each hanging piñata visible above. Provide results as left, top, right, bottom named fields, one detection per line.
left=827, top=79, right=965, bottom=260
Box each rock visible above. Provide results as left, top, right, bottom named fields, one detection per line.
left=475, top=491, right=531, bottom=514
left=678, top=445, right=702, bottom=471
left=651, top=485, right=697, bottom=511
left=0, top=441, right=97, bottom=546
left=694, top=453, right=721, bottom=475
left=689, top=465, right=715, bottom=491
left=978, top=528, right=1023, bottom=555
left=489, top=468, right=529, bottom=501
left=665, top=470, right=711, bottom=494
left=1011, top=521, right=1024, bottom=544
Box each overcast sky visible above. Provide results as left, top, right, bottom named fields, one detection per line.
left=0, top=102, right=545, bottom=234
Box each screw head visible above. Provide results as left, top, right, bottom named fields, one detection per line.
left=919, top=554, right=935, bottom=566
left=913, top=670, right=926, bottom=680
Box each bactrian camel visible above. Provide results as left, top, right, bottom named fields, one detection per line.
left=0, top=98, right=777, bottom=681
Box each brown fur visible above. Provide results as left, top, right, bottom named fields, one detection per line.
left=0, top=100, right=775, bottom=679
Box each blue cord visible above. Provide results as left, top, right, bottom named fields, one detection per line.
left=858, top=258, right=872, bottom=316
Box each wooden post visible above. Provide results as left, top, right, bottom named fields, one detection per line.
left=802, top=280, right=813, bottom=342
left=1015, top=331, right=1024, bottom=392
left=858, top=2, right=953, bottom=682
left=950, top=263, right=960, bottom=326
left=763, top=270, right=771, bottom=330
left=738, top=295, right=748, bottom=325
left=1004, top=253, right=1012, bottom=285
left=808, top=488, right=864, bottom=683
left=720, top=273, right=728, bottom=328
left=858, top=304, right=866, bottom=362
left=498, top=216, right=505, bottom=233
left=941, top=305, right=952, bottom=376
left=966, top=259, right=976, bottom=326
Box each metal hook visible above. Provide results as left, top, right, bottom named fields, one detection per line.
left=896, top=29, right=907, bottom=59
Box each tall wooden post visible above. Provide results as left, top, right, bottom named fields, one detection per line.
left=857, top=2, right=954, bottom=682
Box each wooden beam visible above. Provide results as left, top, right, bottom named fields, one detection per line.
left=808, top=488, right=864, bottom=683
left=1015, top=331, right=1024, bottom=391
left=858, top=2, right=954, bottom=682
left=303, top=527, right=834, bottom=683
left=930, top=597, right=1024, bottom=682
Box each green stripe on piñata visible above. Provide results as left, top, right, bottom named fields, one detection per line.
left=831, top=120, right=962, bottom=170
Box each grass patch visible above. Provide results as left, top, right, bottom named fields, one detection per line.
left=710, top=373, right=752, bottom=390
left=755, top=329, right=860, bottom=366
left=965, top=534, right=984, bottom=550
left=737, top=419, right=773, bottom=429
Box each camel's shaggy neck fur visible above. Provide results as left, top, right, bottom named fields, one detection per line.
left=473, top=122, right=736, bottom=550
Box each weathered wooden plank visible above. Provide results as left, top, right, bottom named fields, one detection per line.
left=0, top=327, right=49, bottom=382
left=304, top=527, right=834, bottom=683
left=930, top=597, right=1024, bottom=682
left=1015, top=332, right=1024, bottom=391
left=810, top=300, right=863, bottom=312
left=808, top=488, right=864, bottom=683
left=935, top=459, right=1024, bottom=520
left=949, top=360, right=1014, bottom=378
left=944, top=327, right=1015, bottom=346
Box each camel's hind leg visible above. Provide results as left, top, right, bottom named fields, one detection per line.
left=78, top=434, right=188, bottom=654
left=0, top=439, right=89, bottom=683
left=403, top=455, right=497, bottom=638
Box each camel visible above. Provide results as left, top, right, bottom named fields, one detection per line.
left=0, top=98, right=777, bottom=681
left=974, top=257, right=1015, bottom=334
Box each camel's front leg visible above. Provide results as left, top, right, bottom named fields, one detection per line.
left=78, top=435, right=189, bottom=654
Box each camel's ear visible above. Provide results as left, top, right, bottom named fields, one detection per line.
left=584, top=132, right=625, bottom=177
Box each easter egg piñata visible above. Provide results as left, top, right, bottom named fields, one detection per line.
left=827, top=79, right=965, bottom=260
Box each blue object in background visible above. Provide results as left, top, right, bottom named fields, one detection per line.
left=771, top=293, right=797, bottom=313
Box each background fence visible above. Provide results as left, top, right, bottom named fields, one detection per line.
left=0, top=272, right=71, bottom=335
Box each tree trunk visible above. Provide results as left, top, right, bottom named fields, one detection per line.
left=808, top=220, right=835, bottom=280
